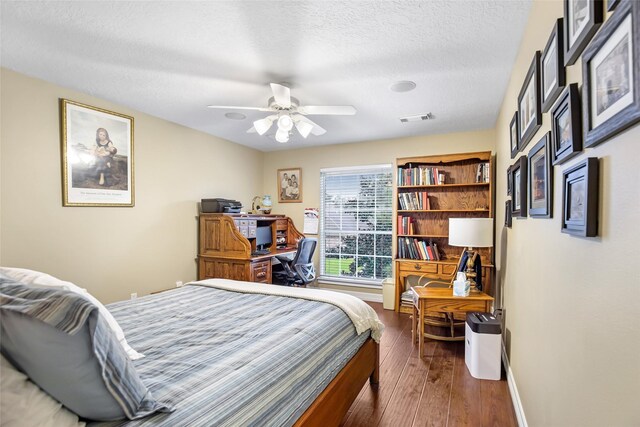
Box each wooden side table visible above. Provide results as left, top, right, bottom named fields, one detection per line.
left=411, top=286, right=494, bottom=357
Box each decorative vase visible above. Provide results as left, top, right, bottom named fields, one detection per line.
left=261, top=195, right=272, bottom=214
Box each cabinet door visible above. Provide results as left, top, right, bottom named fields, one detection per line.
left=199, top=258, right=216, bottom=280
left=198, top=258, right=246, bottom=281
left=216, top=260, right=248, bottom=281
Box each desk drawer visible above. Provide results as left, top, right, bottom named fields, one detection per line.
left=398, top=262, right=438, bottom=274
left=425, top=299, right=488, bottom=313
left=250, top=260, right=271, bottom=283
left=441, top=264, right=457, bottom=276
left=276, top=219, right=288, bottom=231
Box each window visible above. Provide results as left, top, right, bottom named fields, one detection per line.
left=319, top=164, right=393, bottom=286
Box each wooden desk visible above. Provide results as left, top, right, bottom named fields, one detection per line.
left=410, top=286, right=493, bottom=357
left=198, top=213, right=303, bottom=284
left=395, top=259, right=493, bottom=313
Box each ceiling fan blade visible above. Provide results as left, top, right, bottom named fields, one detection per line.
left=293, top=115, right=326, bottom=136
left=297, top=105, right=356, bottom=115
left=270, top=83, right=291, bottom=108
left=247, top=127, right=257, bottom=133
left=207, top=105, right=274, bottom=112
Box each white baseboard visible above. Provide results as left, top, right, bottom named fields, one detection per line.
left=502, top=345, right=528, bottom=427
left=318, top=287, right=383, bottom=303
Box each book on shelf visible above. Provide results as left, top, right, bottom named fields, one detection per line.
left=397, top=191, right=429, bottom=210
left=397, top=237, right=441, bottom=261
left=397, top=165, right=442, bottom=186
left=397, top=215, right=416, bottom=235
left=476, top=162, right=490, bottom=183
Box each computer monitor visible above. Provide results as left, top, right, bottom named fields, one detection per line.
left=256, top=226, right=272, bottom=251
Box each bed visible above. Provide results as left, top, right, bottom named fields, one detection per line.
left=90, top=279, right=382, bottom=427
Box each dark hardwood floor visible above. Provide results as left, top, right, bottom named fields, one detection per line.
left=341, top=303, right=518, bottom=427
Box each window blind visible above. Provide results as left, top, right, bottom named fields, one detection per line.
left=319, top=164, right=393, bottom=285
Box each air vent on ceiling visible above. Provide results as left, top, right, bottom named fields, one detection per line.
left=400, top=113, right=434, bottom=123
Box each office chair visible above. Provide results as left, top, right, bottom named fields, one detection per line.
left=273, top=238, right=317, bottom=287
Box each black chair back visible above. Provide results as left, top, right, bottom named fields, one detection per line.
left=292, top=238, right=317, bottom=267
left=273, top=238, right=317, bottom=286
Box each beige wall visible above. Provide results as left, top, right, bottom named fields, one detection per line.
left=0, top=69, right=263, bottom=303
left=494, top=1, right=639, bottom=426
left=3, top=2, right=640, bottom=422
left=263, top=129, right=496, bottom=293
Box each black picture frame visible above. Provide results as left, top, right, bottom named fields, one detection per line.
left=541, top=19, right=566, bottom=113
left=551, top=83, right=583, bottom=165
left=564, top=0, right=604, bottom=66
left=510, top=156, right=528, bottom=218
left=505, top=201, right=512, bottom=228
left=506, top=165, right=513, bottom=196
left=528, top=133, right=553, bottom=218
left=608, top=0, right=621, bottom=12
left=510, top=111, right=520, bottom=159
left=582, top=0, right=640, bottom=148
left=518, top=52, right=542, bottom=150
left=561, top=158, right=599, bottom=237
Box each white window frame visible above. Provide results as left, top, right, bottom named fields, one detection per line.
left=319, top=164, right=393, bottom=287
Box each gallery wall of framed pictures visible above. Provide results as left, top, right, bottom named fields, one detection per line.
left=505, top=0, right=640, bottom=239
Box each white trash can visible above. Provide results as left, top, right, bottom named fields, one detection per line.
left=465, top=312, right=502, bottom=380
left=382, top=278, right=395, bottom=310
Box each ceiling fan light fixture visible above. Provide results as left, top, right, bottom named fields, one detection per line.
left=295, top=120, right=313, bottom=138
left=277, top=114, right=294, bottom=132
left=253, top=117, right=274, bottom=135
left=275, top=128, right=290, bottom=143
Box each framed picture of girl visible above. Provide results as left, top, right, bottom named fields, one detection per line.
left=277, top=167, right=302, bottom=203
left=60, top=99, right=134, bottom=207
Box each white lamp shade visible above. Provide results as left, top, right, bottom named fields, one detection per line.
left=275, top=128, right=289, bottom=143
left=253, top=117, right=274, bottom=135
left=448, top=218, right=493, bottom=248
left=295, top=120, right=313, bottom=138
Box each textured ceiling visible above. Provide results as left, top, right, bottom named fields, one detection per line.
left=1, top=1, right=531, bottom=152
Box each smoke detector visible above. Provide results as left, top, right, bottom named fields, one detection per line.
left=390, top=80, right=416, bottom=92
left=399, top=113, right=434, bottom=123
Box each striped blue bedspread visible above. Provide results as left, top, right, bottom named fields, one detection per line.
left=91, top=284, right=370, bottom=427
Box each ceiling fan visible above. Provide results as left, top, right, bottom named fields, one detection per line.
left=207, top=83, right=356, bottom=143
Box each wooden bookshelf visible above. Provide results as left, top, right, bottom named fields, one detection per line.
left=394, top=151, right=495, bottom=312
left=397, top=182, right=491, bottom=189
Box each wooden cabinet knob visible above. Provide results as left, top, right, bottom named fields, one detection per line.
left=414, top=264, right=422, bottom=270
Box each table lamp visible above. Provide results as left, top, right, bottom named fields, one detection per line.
left=448, top=218, right=493, bottom=291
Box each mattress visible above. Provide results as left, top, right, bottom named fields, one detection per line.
left=92, top=284, right=369, bottom=426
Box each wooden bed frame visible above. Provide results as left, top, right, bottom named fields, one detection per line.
left=294, top=337, right=379, bottom=427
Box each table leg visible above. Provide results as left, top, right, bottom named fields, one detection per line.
left=411, top=305, right=416, bottom=344
left=418, top=302, right=424, bottom=358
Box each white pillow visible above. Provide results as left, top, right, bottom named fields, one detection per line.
left=0, top=267, right=144, bottom=360
left=0, top=355, right=86, bottom=427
